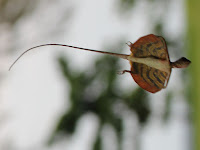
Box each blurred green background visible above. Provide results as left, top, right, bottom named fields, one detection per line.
left=0, top=0, right=198, bottom=150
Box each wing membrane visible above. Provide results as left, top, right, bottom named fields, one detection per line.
left=129, top=34, right=171, bottom=93
left=130, top=62, right=170, bottom=93
left=130, top=34, right=169, bottom=60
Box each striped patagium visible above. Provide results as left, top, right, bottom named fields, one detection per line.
left=128, top=34, right=171, bottom=93
left=9, top=34, right=191, bottom=93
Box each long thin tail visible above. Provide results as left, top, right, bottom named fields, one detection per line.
left=9, top=44, right=129, bottom=71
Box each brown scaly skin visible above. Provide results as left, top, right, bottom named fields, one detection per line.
left=170, top=57, right=191, bottom=68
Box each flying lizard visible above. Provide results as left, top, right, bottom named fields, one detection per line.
left=9, top=34, right=191, bottom=93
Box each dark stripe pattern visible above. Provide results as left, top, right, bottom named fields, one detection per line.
left=129, top=34, right=171, bottom=92
left=131, top=62, right=168, bottom=89
left=130, top=34, right=168, bottom=59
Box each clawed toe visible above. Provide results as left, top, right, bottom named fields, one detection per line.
left=117, top=70, right=131, bottom=75
left=126, top=41, right=132, bottom=47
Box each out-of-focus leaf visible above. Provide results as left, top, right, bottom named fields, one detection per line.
left=162, top=92, right=173, bottom=122
left=50, top=42, right=151, bottom=149
left=0, top=0, right=37, bottom=24
left=93, top=126, right=102, bottom=150
left=117, top=0, right=135, bottom=13
left=154, top=22, right=163, bottom=36
left=124, top=88, right=150, bottom=125
left=187, top=1, right=200, bottom=149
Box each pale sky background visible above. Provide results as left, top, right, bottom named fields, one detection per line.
left=0, top=0, right=191, bottom=150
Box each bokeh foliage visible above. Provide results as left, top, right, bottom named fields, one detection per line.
left=0, top=0, right=37, bottom=24
left=0, top=0, right=193, bottom=149
left=48, top=0, right=190, bottom=150
left=50, top=42, right=150, bottom=150
left=187, top=1, right=200, bottom=150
